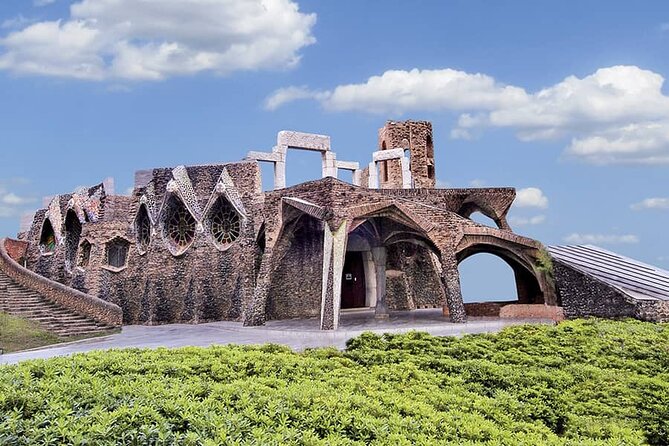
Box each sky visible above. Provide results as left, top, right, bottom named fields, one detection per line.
left=0, top=0, right=667, bottom=302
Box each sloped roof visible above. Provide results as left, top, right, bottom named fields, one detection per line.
left=548, top=245, right=669, bottom=301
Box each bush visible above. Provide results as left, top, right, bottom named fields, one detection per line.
left=0, top=319, right=667, bottom=445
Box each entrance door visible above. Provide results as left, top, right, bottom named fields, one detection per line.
left=341, top=251, right=366, bottom=308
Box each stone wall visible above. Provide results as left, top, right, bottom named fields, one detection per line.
left=1, top=238, right=122, bottom=326
left=267, top=215, right=324, bottom=320
left=552, top=260, right=667, bottom=321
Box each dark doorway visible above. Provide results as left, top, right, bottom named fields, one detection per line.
left=341, top=251, right=366, bottom=308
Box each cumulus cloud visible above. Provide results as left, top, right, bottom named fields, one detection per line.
left=264, top=86, right=327, bottom=111
left=509, top=214, right=546, bottom=226
left=1, top=192, right=36, bottom=205
left=268, top=65, right=669, bottom=165
left=630, top=197, right=669, bottom=210
left=563, top=233, right=639, bottom=245
left=0, top=0, right=316, bottom=81
left=515, top=187, right=549, bottom=209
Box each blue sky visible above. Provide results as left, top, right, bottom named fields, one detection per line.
left=0, top=0, right=667, bottom=301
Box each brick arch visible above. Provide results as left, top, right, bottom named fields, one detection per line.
left=457, top=201, right=509, bottom=230
left=456, top=238, right=545, bottom=305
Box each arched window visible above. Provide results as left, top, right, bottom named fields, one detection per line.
left=207, top=196, right=241, bottom=249
left=64, top=210, right=82, bottom=270
left=426, top=134, right=434, bottom=159
left=135, top=204, right=151, bottom=254
left=39, top=218, right=56, bottom=254
left=78, top=240, right=91, bottom=268
left=162, top=195, right=196, bottom=253
left=106, top=237, right=129, bottom=269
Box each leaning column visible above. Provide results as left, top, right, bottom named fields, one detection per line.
left=441, top=252, right=467, bottom=322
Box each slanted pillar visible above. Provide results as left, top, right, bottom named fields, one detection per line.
left=320, top=222, right=348, bottom=330
left=244, top=247, right=275, bottom=326
left=441, top=252, right=466, bottom=322
left=372, top=246, right=389, bottom=318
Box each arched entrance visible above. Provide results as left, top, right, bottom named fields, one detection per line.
left=455, top=242, right=546, bottom=317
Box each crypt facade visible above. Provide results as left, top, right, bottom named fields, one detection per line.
left=11, top=120, right=561, bottom=330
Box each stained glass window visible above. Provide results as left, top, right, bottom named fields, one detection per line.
left=39, top=219, right=56, bottom=253
left=163, top=196, right=196, bottom=249
left=209, top=196, right=241, bottom=247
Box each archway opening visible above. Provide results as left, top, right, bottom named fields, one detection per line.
left=39, top=218, right=56, bottom=254
left=64, top=210, right=82, bottom=270
left=457, top=248, right=544, bottom=317
left=469, top=211, right=498, bottom=228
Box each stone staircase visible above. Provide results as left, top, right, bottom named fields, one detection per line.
left=0, top=268, right=117, bottom=337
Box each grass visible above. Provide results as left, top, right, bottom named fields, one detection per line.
left=0, top=312, right=117, bottom=354
left=0, top=312, right=61, bottom=353
left=0, top=319, right=667, bottom=445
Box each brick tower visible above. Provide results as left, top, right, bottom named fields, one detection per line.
left=377, top=120, right=436, bottom=189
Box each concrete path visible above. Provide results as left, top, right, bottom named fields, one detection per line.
left=1, top=309, right=555, bottom=365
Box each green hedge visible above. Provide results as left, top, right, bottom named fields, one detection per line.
left=1, top=319, right=668, bottom=445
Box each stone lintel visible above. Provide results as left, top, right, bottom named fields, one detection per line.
left=277, top=130, right=331, bottom=152
left=373, top=148, right=405, bottom=162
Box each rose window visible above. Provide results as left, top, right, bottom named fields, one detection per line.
left=209, top=197, right=241, bottom=247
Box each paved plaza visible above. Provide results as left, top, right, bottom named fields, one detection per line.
left=1, top=309, right=555, bottom=365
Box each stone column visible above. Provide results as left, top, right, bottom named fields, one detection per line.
left=441, top=253, right=466, bottom=322
left=401, top=156, right=412, bottom=189
left=322, top=152, right=338, bottom=178
left=368, top=162, right=379, bottom=189
left=320, top=222, right=348, bottom=330
left=372, top=246, right=389, bottom=318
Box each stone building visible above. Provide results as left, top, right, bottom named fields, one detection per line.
left=2, top=120, right=567, bottom=332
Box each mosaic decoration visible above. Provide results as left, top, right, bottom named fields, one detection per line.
left=171, top=165, right=203, bottom=221
left=83, top=185, right=104, bottom=223
left=142, top=181, right=158, bottom=222
left=46, top=196, right=63, bottom=243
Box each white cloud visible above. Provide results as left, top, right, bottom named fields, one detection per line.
left=264, top=86, right=327, bottom=111
left=268, top=65, right=669, bottom=165
left=0, top=0, right=316, bottom=81
left=435, top=179, right=451, bottom=188
left=630, top=197, right=669, bottom=210
left=1, top=15, right=35, bottom=30
left=34, top=0, right=56, bottom=6
left=1, top=192, right=36, bottom=205
left=515, top=187, right=548, bottom=209
left=563, top=233, right=639, bottom=245
left=509, top=214, right=546, bottom=226
left=468, top=179, right=486, bottom=188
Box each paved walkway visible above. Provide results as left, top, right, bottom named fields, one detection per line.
left=1, top=309, right=555, bottom=365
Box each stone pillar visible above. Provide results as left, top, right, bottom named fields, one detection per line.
left=401, top=156, right=412, bottom=189
left=322, top=152, right=338, bottom=178
left=368, top=162, right=379, bottom=189
left=352, top=169, right=362, bottom=186
left=372, top=246, right=389, bottom=318
left=320, top=222, right=348, bottom=330
left=441, top=253, right=466, bottom=322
